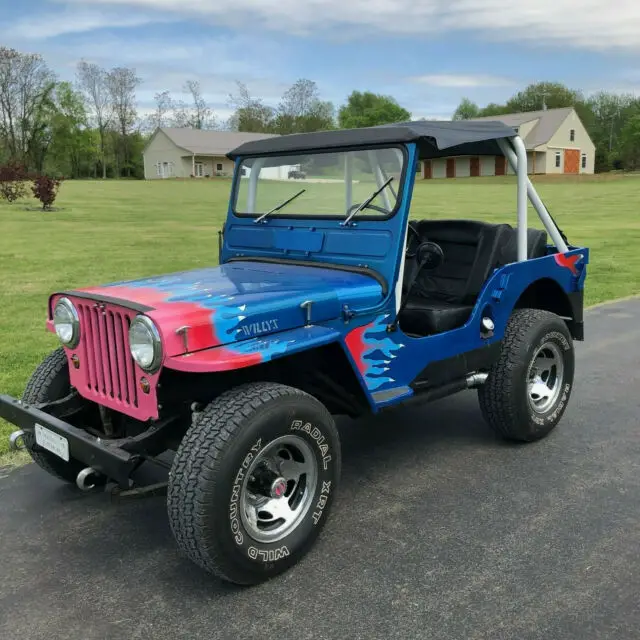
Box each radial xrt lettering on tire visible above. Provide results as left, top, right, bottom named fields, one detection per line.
left=478, top=308, right=575, bottom=442
left=167, top=382, right=341, bottom=585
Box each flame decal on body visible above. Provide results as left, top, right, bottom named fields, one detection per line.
left=554, top=253, right=582, bottom=275
left=102, top=276, right=247, bottom=347
left=345, top=314, right=404, bottom=391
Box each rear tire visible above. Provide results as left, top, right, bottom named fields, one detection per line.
left=167, top=382, right=341, bottom=585
left=478, top=309, right=575, bottom=442
left=22, top=348, right=86, bottom=483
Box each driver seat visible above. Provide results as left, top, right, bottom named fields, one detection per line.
left=399, top=220, right=512, bottom=335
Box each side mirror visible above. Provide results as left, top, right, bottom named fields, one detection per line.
left=416, top=241, right=444, bottom=272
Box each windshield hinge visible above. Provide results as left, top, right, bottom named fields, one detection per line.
left=341, top=304, right=355, bottom=323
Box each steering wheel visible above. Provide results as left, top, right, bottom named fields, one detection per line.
left=406, top=222, right=422, bottom=258
left=346, top=202, right=390, bottom=216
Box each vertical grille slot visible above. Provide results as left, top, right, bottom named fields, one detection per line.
left=76, top=301, right=138, bottom=408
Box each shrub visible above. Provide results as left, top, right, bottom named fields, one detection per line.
left=0, top=162, right=28, bottom=203
left=31, top=175, right=63, bottom=211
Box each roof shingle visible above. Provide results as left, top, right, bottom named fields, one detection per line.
left=468, top=107, right=574, bottom=149
left=157, top=128, right=279, bottom=155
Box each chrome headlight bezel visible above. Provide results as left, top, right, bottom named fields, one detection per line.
left=128, top=315, right=163, bottom=373
left=53, top=297, right=80, bottom=348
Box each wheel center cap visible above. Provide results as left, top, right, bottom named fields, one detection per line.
left=270, top=477, right=288, bottom=499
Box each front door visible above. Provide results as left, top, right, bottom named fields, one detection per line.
left=194, top=162, right=204, bottom=177
left=423, top=160, right=432, bottom=179
left=564, top=150, right=580, bottom=174
left=470, top=157, right=480, bottom=177
left=495, top=156, right=506, bottom=176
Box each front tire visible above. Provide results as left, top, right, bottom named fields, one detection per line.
left=167, top=382, right=341, bottom=585
left=22, top=348, right=86, bottom=483
left=479, top=309, right=575, bottom=442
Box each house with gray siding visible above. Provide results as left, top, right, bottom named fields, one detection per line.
left=143, top=128, right=278, bottom=180
left=420, top=107, right=595, bottom=179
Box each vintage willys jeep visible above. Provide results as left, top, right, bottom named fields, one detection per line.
left=2, top=121, right=587, bottom=584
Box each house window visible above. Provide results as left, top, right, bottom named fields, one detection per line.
left=194, top=162, right=204, bottom=177
left=216, top=163, right=223, bottom=171
left=555, top=152, right=561, bottom=168
left=570, top=129, right=575, bottom=142
left=581, top=154, right=587, bottom=169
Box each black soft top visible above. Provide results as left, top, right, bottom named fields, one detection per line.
left=227, top=120, right=516, bottom=160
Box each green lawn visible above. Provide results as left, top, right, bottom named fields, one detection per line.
left=1, top=175, right=639, bottom=456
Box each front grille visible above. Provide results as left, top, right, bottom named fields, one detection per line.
left=76, top=302, right=138, bottom=408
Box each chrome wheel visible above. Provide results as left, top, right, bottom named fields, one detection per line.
left=527, top=341, right=564, bottom=413
left=240, top=435, right=318, bottom=544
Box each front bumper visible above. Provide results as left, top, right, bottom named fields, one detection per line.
left=0, top=394, right=141, bottom=487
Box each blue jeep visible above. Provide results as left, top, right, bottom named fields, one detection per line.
left=3, top=121, right=587, bottom=584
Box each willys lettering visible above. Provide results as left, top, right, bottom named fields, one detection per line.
left=290, top=420, right=332, bottom=470
left=240, top=319, right=279, bottom=337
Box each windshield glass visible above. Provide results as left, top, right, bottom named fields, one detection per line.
left=234, top=147, right=405, bottom=217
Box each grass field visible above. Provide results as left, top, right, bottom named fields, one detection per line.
left=1, top=175, right=639, bottom=456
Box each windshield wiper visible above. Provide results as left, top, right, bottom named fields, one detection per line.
left=342, top=177, right=394, bottom=226
left=254, top=189, right=306, bottom=223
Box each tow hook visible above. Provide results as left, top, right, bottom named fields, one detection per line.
left=9, top=430, right=26, bottom=451
left=76, top=467, right=103, bottom=492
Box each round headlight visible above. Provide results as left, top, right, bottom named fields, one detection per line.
left=53, top=297, right=80, bottom=348
left=129, top=316, right=162, bottom=372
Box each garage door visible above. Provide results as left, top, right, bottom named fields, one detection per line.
left=446, top=158, right=455, bottom=178
left=564, top=149, right=580, bottom=174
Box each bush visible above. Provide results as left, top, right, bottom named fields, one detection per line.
left=0, top=162, right=28, bottom=203
left=31, top=175, right=63, bottom=211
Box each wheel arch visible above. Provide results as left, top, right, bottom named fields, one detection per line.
left=513, top=277, right=584, bottom=340
left=158, top=341, right=371, bottom=418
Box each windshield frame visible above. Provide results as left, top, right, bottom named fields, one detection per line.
left=230, top=143, right=409, bottom=221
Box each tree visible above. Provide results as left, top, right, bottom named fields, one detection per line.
left=618, top=113, right=640, bottom=170
left=338, top=91, right=411, bottom=129
left=31, top=175, right=62, bottom=210
left=174, top=80, right=215, bottom=130
left=147, top=90, right=173, bottom=131
left=477, top=103, right=511, bottom=117
left=77, top=60, right=112, bottom=178
left=452, top=98, right=480, bottom=120
left=273, top=79, right=334, bottom=134
left=0, top=161, right=28, bottom=202
left=107, top=67, right=141, bottom=177
left=47, top=81, right=91, bottom=178
left=506, top=81, right=584, bottom=114
left=227, top=82, right=275, bottom=132
left=0, top=47, right=56, bottom=170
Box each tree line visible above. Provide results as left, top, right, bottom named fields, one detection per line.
left=2, top=45, right=639, bottom=180
left=452, top=82, right=640, bottom=171
left=0, top=46, right=411, bottom=180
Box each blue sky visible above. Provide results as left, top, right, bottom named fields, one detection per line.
left=2, top=0, right=640, bottom=122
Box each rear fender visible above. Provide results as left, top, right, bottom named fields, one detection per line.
left=164, top=325, right=341, bottom=373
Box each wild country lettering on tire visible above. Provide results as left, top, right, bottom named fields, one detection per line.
left=530, top=330, right=572, bottom=427
left=228, top=419, right=333, bottom=561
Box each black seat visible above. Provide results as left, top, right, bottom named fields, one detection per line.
left=400, top=220, right=512, bottom=335
left=497, top=227, right=548, bottom=266
left=400, top=221, right=549, bottom=336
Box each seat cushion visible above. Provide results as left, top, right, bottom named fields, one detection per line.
left=400, top=298, right=473, bottom=335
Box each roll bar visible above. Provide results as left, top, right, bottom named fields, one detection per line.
left=498, top=137, right=569, bottom=260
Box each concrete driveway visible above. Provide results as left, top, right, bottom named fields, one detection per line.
left=1, top=298, right=639, bottom=640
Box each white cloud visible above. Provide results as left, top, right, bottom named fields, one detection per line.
left=4, top=10, right=169, bottom=40
left=410, top=74, right=513, bottom=88
left=44, top=0, right=640, bottom=51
